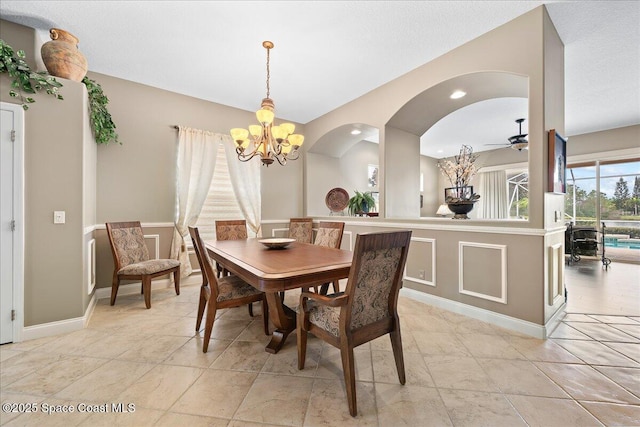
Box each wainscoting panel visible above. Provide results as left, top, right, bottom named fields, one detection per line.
left=459, top=241, right=507, bottom=304
left=144, top=234, right=160, bottom=260
left=404, top=237, right=436, bottom=287
left=548, top=243, right=564, bottom=305
left=87, top=238, right=96, bottom=295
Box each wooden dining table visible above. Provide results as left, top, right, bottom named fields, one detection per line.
left=205, top=238, right=353, bottom=353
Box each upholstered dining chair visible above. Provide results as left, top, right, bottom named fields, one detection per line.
left=105, top=221, right=180, bottom=309
left=297, top=230, right=412, bottom=416
left=189, top=226, right=269, bottom=352
left=215, top=219, right=248, bottom=242
left=314, top=221, right=345, bottom=294
left=214, top=219, right=256, bottom=316
left=288, top=217, right=313, bottom=244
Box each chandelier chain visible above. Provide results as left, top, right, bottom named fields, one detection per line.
left=265, top=45, right=270, bottom=99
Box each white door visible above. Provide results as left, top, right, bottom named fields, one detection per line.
left=0, top=103, right=24, bottom=344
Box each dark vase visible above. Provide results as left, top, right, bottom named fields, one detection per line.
left=447, top=201, right=475, bottom=219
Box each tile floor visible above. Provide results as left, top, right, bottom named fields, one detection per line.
left=1, top=271, right=639, bottom=426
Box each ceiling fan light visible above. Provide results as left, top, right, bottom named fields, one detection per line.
left=512, top=141, right=528, bottom=151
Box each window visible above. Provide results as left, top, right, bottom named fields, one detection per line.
left=507, top=170, right=529, bottom=219
left=566, top=159, right=639, bottom=226
left=195, top=143, right=244, bottom=242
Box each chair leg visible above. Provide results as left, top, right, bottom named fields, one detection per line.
left=110, top=274, right=120, bottom=306
left=195, top=286, right=210, bottom=332
left=340, top=343, right=358, bottom=417
left=297, top=311, right=307, bottom=370
left=389, top=326, right=406, bottom=385
left=319, top=283, right=329, bottom=295
left=203, top=299, right=218, bottom=353
left=332, top=280, right=340, bottom=293
left=173, top=268, right=180, bottom=295
left=261, top=297, right=270, bottom=336
left=142, top=276, right=152, bottom=309
left=248, top=303, right=254, bottom=317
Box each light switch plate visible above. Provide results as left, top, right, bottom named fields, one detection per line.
left=54, top=211, right=66, bottom=224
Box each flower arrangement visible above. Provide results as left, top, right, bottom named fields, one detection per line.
left=437, top=145, right=481, bottom=202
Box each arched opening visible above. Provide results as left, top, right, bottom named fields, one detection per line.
left=385, top=71, right=529, bottom=220
left=305, top=123, right=379, bottom=216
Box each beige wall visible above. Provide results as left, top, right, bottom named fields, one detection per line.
left=2, top=20, right=92, bottom=325
left=420, top=155, right=440, bottom=216
left=90, top=72, right=304, bottom=224
left=566, top=124, right=639, bottom=158
left=306, top=140, right=379, bottom=216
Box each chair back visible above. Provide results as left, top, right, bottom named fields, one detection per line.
left=342, top=230, right=412, bottom=331
left=215, top=219, right=248, bottom=240
left=189, top=226, right=220, bottom=301
left=314, top=221, right=345, bottom=248
left=106, top=221, right=150, bottom=270
left=289, top=217, right=313, bottom=243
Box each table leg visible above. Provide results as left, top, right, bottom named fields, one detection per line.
left=264, top=291, right=296, bottom=353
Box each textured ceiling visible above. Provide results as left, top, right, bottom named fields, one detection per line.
left=1, top=1, right=638, bottom=156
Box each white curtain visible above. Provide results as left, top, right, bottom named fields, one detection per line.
left=477, top=170, right=509, bottom=219
left=222, top=136, right=262, bottom=237
left=170, top=127, right=221, bottom=277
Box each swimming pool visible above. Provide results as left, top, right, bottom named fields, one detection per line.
left=604, top=236, right=640, bottom=250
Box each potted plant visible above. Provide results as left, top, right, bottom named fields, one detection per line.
left=437, top=145, right=481, bottom=219
left=1, top=39, right=120, bottom=145
left=348, top=190, right=376, bottom=216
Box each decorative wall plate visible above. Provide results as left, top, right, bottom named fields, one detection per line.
left=325, top=188, right=349, bottom=212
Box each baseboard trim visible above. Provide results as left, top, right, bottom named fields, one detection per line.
left=21, top=294, right=97, bottom=341
left=94, top=277, right=175, bottom=301
left=544, top=304, right=567, bottom=339
left=400, top=288, right=545, bottom=338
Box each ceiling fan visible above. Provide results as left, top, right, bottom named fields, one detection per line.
left=486, top=118, right=528, bottom=151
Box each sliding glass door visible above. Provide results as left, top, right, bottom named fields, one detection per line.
left=565, top=158, right=639, bottom=262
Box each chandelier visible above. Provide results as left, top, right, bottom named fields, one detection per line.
left=230, top=41, right=304, bottom=166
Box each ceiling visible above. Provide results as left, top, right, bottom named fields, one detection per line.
left=1, top=1, right=638, bottom=157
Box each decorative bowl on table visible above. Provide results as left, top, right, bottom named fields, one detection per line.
left=258, top=238, right=296, bottom=249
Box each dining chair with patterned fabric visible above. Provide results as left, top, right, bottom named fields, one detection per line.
left=314, top=221, right=345, bottom=294
left=189, top=226, right=269, bottom=352
left=106, top=221, right=180, bottom=309
left=215, top=219, right=248, bottom=241
left=214, top=219, right=257, bottom=316
left=297, top=230, right=412, bottom=416
left=288, top=217, right=313, bottom=244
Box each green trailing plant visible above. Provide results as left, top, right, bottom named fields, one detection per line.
left=1, top=39, right=120, bottom=145
left=0, top=38, right=63, bottom=110
left=348, top=190, right=376, bottom=216
left=82, top=76, right=120, bottom=145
